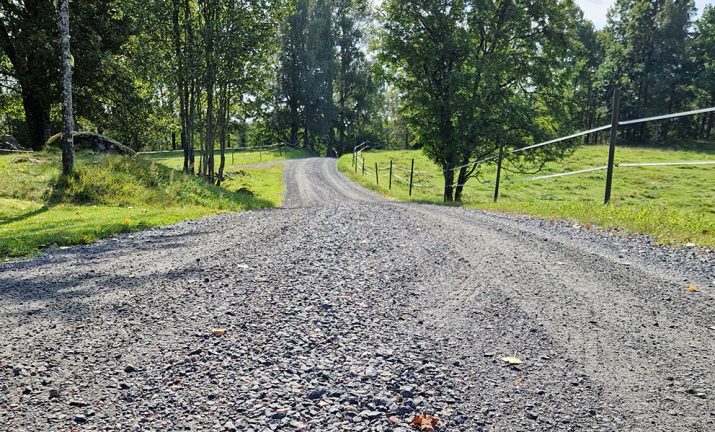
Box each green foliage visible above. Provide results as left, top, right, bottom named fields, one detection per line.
left=597, top=0, right=706, bottom=143
left=380, top=0, right=580, bottom=201
left=0, top=0, right=142, bottom=150
left=694, top=6, right=715, bottom=108
left=273, top=0, right=384, bottom=155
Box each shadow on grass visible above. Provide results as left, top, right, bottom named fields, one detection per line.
left=0, top=166, right=276, bottom=259
left=0, top=175, right=68, bottom=226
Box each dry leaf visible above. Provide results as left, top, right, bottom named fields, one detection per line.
left=687, top=284, right=699, bottom=292
left=210, top=329, right=226, bottom=336
left=410, top=412, right=439, bottom=431
left=501, top=356, right=523, bottom=365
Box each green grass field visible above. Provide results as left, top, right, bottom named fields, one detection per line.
left=0, top=148, right=310, bottom=259
left=338, top=144, right=715, bottom=248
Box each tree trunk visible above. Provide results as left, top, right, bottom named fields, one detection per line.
left=203, top=0, right=216, bottom=183
left=172, top=0, right=191, bottom=173
left=443, top=169, right=455, bottom=202
left=57, top=0, right=74, bottom=175
left=19, top=87, right=51, bottom=151
left=216, top=86, right=228, bottom=187
left=185, top=0, right=197, bottom=175
left=454, top=166, right=468, bottom=202
left=290, top=119, right=299, bottom=148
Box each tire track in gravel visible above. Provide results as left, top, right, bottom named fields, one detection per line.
left=0, top=157, right=712, bottom=431
left=402, top=204, right=714, bottom=431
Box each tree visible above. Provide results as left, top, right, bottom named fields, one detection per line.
left=277, top=0, right=310, bottom=148
left=334, top=0, right=372, bottom=156
left=381, top=0, right=578, bottom=202
left=0, top=0, right=132, bottom=150
left=570, top=12, right=605, bottom=143
left=273, top=0, right=384, bottom=155
left=303, top=0, right=336, bottom=152
left=693, top=5, right=715, bottom=139
left=57, top=0, right=73, bottom=174
left=599, top=0, right=696, bottom=143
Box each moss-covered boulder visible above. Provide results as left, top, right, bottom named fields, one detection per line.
left=0, top=135, right=26, bottom=151
left=46, top=132, right=136, bottom=156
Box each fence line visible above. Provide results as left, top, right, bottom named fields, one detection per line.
left=350, top=96, right=714, bottom=204
left=451, top=160, right=715, bottom=188
left=619, top=106, right=715, bottom=126
left=617, top=161, right=715, bottom=167
left=446, top=105, right=715, bottom=175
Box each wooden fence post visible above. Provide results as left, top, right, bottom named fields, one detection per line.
left=409, top=158, right=414, bottom=196
left=604, top=88, right=621, bottom=205
left=375, top=162, right=379, bottom=185
left=389, top=160, right=393, bottom=190
left=493, top=142, right=504, bottom=202
left=362, top=157, right=365, bottom=175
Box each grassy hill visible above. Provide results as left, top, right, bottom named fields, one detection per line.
left=338, top=144, right=715, bottom=248
left=0, top=148, right=310, bottom=259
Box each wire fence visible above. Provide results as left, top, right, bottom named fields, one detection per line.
left=446, top=90, right=715, bottom=204
left=352, top=145, right=432, bottom=195
left=351, top=92, right=715, bottom=205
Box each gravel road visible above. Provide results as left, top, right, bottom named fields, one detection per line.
left=1, top=157, right=713, bottom=431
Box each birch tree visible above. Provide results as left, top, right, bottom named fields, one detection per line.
left=57, top=0, right=73, bottom=174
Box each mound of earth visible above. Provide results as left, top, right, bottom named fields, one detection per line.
left=46, top=132, right=136, bottom=156
left=0, top=135, right=27, bottom=151
left=236, top=187, right=255, bottom=197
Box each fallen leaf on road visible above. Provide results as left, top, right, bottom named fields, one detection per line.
left=687, top=284, right=699, bottom=292
left=410, top=412, right=439, bottom=431
left=210, top=329, right=226, bottom=336
left=501, top=356, right=523, bottom=365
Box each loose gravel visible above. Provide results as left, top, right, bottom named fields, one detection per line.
left=0, top=158, right=712, bottom=431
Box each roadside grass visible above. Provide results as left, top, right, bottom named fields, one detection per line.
left=139, top=147, right=314, bottom=205
left=0, top=148, right=308, bottom=259
left=338, top=144, right=715, bottom=248
left=140, top=147, right=313, bottom=171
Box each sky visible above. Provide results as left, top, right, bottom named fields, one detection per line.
left=577, top=0, right=715, bottom=29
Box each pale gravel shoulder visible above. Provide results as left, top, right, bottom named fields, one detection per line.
left=445, top=206, right=714, bottom=289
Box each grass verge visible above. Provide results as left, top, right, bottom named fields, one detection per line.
left=1, top=148, right=310, bottom=259
left=338, top=145, right=715, bottom=248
